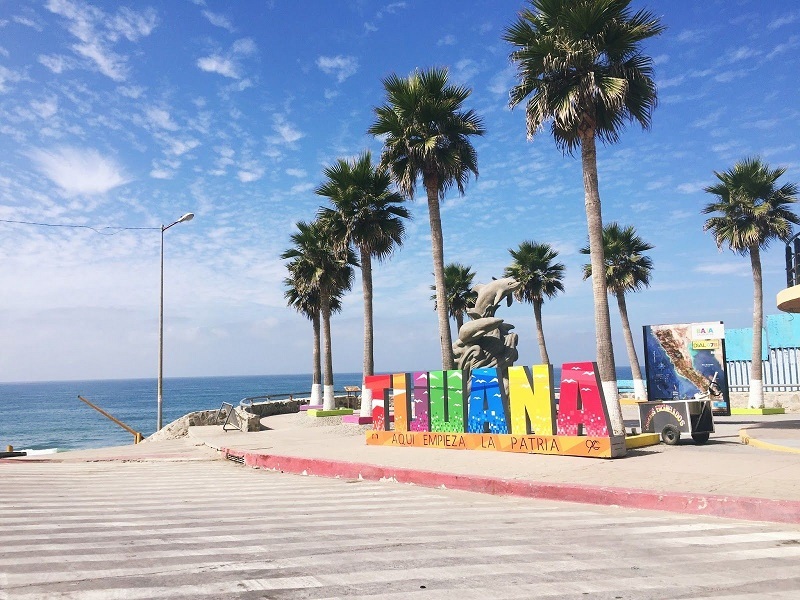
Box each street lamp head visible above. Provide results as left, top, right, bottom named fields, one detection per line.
left=178, top=212, right=194, bottom=223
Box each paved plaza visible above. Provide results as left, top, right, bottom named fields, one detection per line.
left=2, top=456, right=800, bottom=599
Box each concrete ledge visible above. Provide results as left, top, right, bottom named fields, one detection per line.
left=342, top=415, right=374, bottom=424
left=624, top=433, right=661, bottom=449
left=619, top=398, right=647, bottom=406
left=307, top=409, right=353, bottom=417
left=732, top=407, right=786, bottom=415
left=220, top=447, right=800, bottom=525
left=739, top=428, right=800, bottom=454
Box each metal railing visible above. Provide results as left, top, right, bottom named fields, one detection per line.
left=239, top=391, right=303, bottom=407
left=78, top=395, right=144, bottom=444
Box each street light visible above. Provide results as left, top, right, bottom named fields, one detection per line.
left=157, top=212, right=194, bottom=431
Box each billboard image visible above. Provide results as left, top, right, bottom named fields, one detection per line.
left=643, top=321, right=731, bottom=415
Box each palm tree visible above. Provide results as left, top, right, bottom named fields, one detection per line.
left=430, top=262, right=478, bottom=335
left=281, top=220, right=357, bottom=410
left=368, top=67, right=485, bottom=370
left=283, top=280, right=341, bottom=406
left=504, top=241, right=565, bottom=364
left=580, top=223, right=653, bottom=399
left=703, top=157, right=799, bottom=409
left=317, top=150, right=410, bottom=417
left=504, top=0, right=664, bottom=435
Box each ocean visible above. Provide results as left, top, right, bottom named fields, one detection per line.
left=0, top=373, right=363, bottom=453
left=1, top=366, right=633, bottom=453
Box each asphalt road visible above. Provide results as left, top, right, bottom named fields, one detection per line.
left=2, top=456, right=800, bottom=599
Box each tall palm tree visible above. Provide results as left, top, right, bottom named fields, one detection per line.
left=368, top=67, right=485, bottom=370
left=430, top=262, right=478, bottom=335
left=580, top=223, right=653, bottom=399
left=317, top=150, right=410, bottom=417
left=504, top=241, right=565, bottom=364
left=283, top=280, right=342, bottom=406
left=504, top=0, right=663, bottom=435
left=281, top=220, right=357, bottom=410
left=703, top=157, right=799, bottom=409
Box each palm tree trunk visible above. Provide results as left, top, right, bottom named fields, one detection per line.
left=532, top=300, right=550, bottom=364
left=749, top=245, right=765, bottom=409
left=321, top=298, right=335, bottom=411
left=455, top=312, right=464, bottom=335
left=359, top=247, right=375, bottom=418
left=424, top=174, right=455, bottom=370
left=580, top=131, right=623, bottom=436
left=360, top=247, right=375, bottom=376
left=615, top=291, right=646, bottom=400
left=311, top=310, right=322, bottom=405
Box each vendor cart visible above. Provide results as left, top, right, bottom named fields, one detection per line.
left=638, top=399, right=715, bottom=445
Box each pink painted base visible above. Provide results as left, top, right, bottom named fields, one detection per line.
left=342, top=415, right=374, bottom=425
left=299, top=404, right=323, bottom=412
left=341, top=414, right=396, bottom=425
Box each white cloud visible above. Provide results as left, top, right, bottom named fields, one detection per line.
left=714, top=69, right=747, bottom=83
left=168, top=138, right=200, bottom=156
left=117, top=85, right=144, bottom=98
left=316, top=55, right=358, bottom=83
left=437, top=34, right=456, bottom=46
left=375, top=2, right=407, bottom=19
left=676, top=29, right=707, bottom=43
left=108, top=7, right=158, bottom=41
left=676, top=181, right=707, bottom=194
left=768, top=11, right=799, bottom=30
left=658, top=75, right=685, bottom=89
left=238, top=167, right=263, bottom=183
left=28, top=146, right=130, bottom=195
left=45, top=0, right=158, bottom=81
left=202, top=10, right=234, bottom=32
left=232, top=38, right=256, bottom=55
left=695, top=262, right=749, bottom=276
left=73, top=41, right=127, bottom=81
left=453, top=58, right=480, bottom=82
left=271, top=115, right=304, bottom=144
left=692, top=109, right=723, bottom=128
left=723, top=46, right=759, bottom=63
left=285, top=168, right=307, bottom=178
left=31, top=96, right=59, bottom=119
left=146, top=107, right=179, bottom=131
left=0, top=65, right=24, bottom=93
left=150, top=167, right=173, bottom=179
left=13, top=15, right=44, bottom=31
left=197, top=39, right=256, bottom=79
left=290, top=182, right=315, bottom=194
left=488, top=65, right=515, bottom=96
left=767, top=36, right=800, bottom=60
left=197, top=55, right=238, bottom=78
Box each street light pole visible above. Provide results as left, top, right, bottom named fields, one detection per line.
left=157, top=212, right=194, bottom=431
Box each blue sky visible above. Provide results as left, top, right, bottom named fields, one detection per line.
left=0, top=0, right=798, bottom=383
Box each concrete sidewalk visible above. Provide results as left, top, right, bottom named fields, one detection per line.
left=179, top=410, right=800, bottom=525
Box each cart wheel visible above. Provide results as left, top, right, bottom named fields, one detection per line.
left=661, top=425, right=681, bottom=445
left=691, top=432, right=710, bottom=445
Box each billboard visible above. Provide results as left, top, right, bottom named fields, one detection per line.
left=643, top=321, right=731, bottom=416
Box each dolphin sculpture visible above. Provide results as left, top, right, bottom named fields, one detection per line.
left=467, top=277, right=522, bottom=319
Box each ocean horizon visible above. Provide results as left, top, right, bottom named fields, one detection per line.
left=1, top=367, right=633, bottom=453
left=0, top=373, right=363, bottom=453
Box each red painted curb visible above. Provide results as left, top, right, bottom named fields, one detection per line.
left=222, top=448, right=800, bottom=525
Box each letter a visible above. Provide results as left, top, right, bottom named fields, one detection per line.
left=556, top=362, right=612, bottom=437
left=467, top=368, right=509, bottom=434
